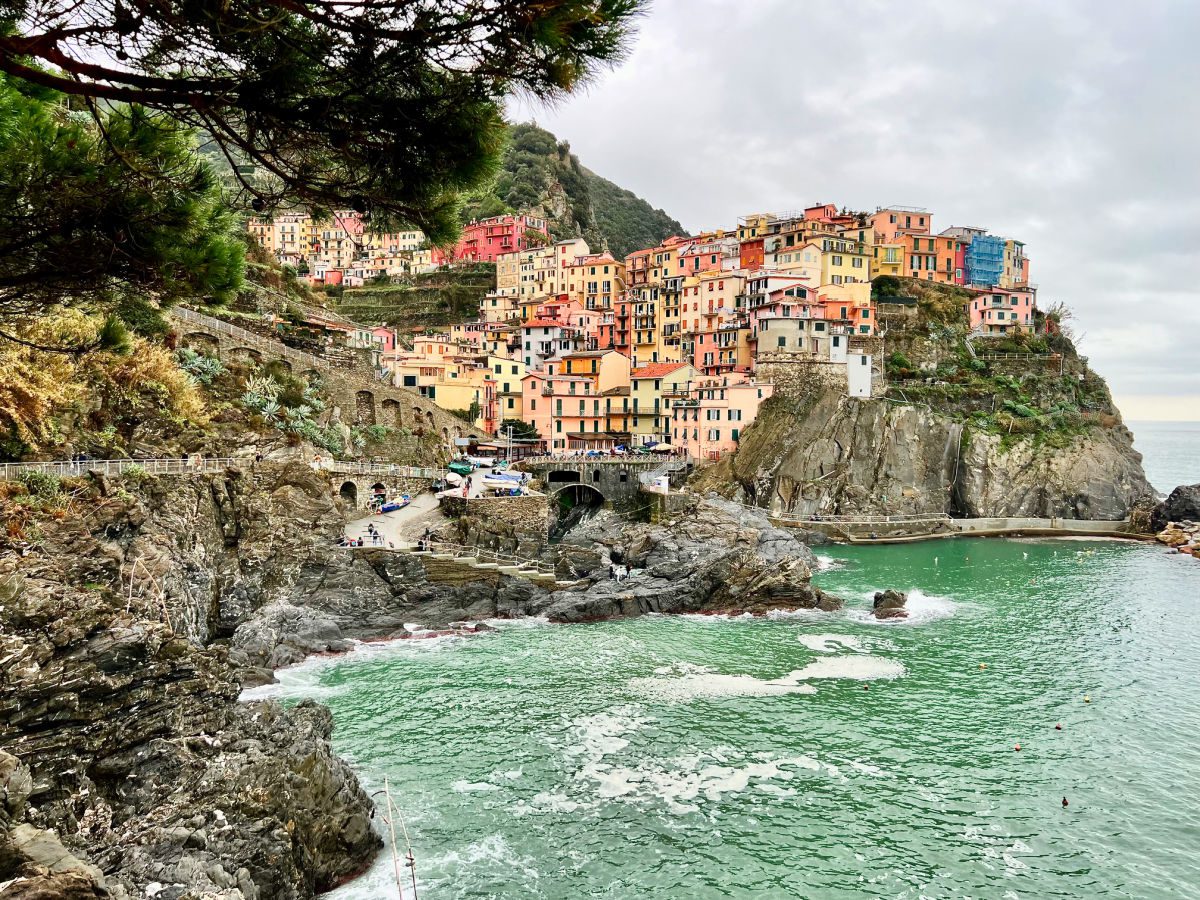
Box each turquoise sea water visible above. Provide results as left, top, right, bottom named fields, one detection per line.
left=257, top=538, right=1200, bottom=899
left=1128, top=420, right=1200, bottom=495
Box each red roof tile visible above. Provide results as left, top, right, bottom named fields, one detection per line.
left=631, top=362, right=687, bottom=378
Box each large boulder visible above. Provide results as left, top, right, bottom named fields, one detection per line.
left=534, top=496, right=840, bottom=621
left=1150, top=483, right=1200, bottom=532
left=872, top=589, right=909, bottom=620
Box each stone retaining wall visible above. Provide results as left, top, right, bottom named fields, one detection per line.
left=755, top=354, right=847, bottom=399
left=439, top=495, right=549, bottom=534
left=176, top=314, right=488, bottom=459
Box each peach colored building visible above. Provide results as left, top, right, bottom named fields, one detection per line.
left=670, top=373, right=775, bottom=461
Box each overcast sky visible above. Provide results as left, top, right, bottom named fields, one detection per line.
left=512, top=0, right=1199, bottom=422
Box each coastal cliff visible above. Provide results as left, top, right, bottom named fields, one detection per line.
left=699, top=390, right=1152, bottom=520
left=697, top=291, right=1154, bottom=520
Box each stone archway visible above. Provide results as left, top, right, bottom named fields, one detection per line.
left=183, top=332, right=219, bottom=353
left=546, top=469, right=582, bottom=486
left=355, top=390, right=376, bottom=426
left=339, top=481, right=358, bottom=507
left=381, top=398, right=402, bottom=427
left=228, top=346, right=262, bottom=364
left=549, top=483, right=606, bottom=539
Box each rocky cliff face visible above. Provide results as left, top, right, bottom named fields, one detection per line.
left=0, top=566, right=378, bottom=899
left=699, top=391, right=1154, bottom=520
left=532, top=497, right=840, bottom=622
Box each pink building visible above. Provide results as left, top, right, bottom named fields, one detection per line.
left=669, top=373, right=775, bottom=461
left=521, top=371, right=610, bottom=451
left=967, top=287, right=1037, bottom=334
left=446, top=214, right=550, bottom=263
left=369, top=325, right=397, bottom=352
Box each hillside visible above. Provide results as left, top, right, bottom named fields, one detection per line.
left=461, top=122, right=685, bottom=259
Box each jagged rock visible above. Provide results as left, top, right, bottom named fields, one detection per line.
left=872, top=589, right=909, bottom=620
left=532, top=497, right=841, bottom=621
left=1150, top=484, right=1200, bottom=532
left=0, top=527, right=380, bottom=900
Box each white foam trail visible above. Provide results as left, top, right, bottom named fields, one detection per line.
left=482, top=615, right=551, bottom=629
left=814, top=554, right=847, bottom=572
left=629, top=671, right=817, bottom=701
left=451, top=780, right=499, bottom=793
left=782, top=655, right=906, bottom=681
left=796, top=634, right=866, bottom=654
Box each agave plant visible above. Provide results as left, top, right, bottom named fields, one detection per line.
left=245, top=375, right=280, bottom=400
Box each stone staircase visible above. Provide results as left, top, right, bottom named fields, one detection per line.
left=355, top=539, right=574, bottom=589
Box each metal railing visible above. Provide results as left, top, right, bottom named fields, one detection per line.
left=0, top=457, right=239, bottom=480
left=1, top=457, right=441, bottom=482
left=730, top=500, right=952, bottom=527
left=517, top=455, right=671, bottom=466
left=318, top=460, right=441, bottom=479
left=638, top=459, right=689, bottom=486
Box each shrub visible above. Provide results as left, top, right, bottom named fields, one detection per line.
left=122, top=463, right=150, bottom=484
left=18, top=470, right=61, bottom=499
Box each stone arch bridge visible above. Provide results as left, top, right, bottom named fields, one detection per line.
left=515, top=457, right=691, bottom=507
left=171, top=307, right=487, bottom=453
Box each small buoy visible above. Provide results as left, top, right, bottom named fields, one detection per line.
left=1014, top=743, right=1022, bottom=751
left=1023, top=552, right=1028, bottom=560
left=1062, top=796, right=1069, bottom=808
left=863, top=684, right=870, bottom=691
left=979, top=663, right=987, bottom=670
left=1055, top=723, right=1062, bottom=731
left=1084, top=695, right=1091, bottom=703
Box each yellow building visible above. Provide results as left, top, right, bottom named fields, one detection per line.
left=802, top=234, right=871, bottom=286
left=630, top=362, right=700, bottom=445
left=871, top=243, right=905, bottom=277
left=486, top=354, right=526, bottom=421
left=562, top=252, right=626, bottom=311
left=555, top=349, right=632, bottom=394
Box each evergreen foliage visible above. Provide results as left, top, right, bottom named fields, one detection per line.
left=0, top=73, right=244, bottom=338
left=1, top=0, right=646, bottom=240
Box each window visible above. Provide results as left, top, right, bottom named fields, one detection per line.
left=778, top=336, right=787, bottom=347
left=832, top=255, right=843, bottom=266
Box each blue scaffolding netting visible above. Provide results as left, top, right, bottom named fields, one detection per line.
left=965, top=234, right=1004, bottom=286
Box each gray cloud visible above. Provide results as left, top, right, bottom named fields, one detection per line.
left=512, top=0, right=1200, bottom=419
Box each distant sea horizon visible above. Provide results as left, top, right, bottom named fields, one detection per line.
left=1127, top=420, right=1199, bottom=495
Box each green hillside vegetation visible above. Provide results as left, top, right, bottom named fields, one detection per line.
left=874, top=278, right=1118, bottom=450
left=460, top=123, right=684, bottom=259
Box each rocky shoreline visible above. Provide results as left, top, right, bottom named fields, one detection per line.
left=1, top=463, right=837, bottom=898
